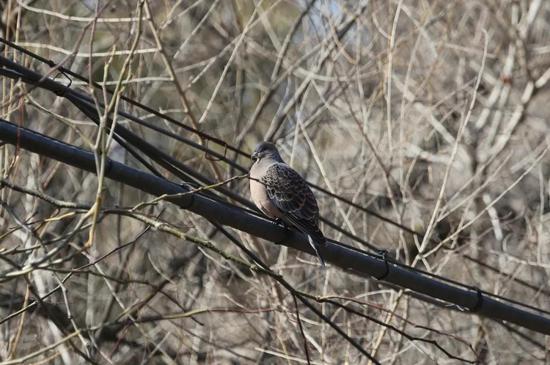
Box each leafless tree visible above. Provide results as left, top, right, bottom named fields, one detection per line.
left=1, top=0, right=549, bottom=363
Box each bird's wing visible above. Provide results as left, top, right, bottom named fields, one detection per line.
left=260, top=163, right=322, bottom=235
left=261, top=162, right=326, bottom=265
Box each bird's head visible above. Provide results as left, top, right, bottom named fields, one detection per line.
left=251, top=141, right=283, bottom=163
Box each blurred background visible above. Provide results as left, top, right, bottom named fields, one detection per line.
left=0, top=0, right=549, bottom=363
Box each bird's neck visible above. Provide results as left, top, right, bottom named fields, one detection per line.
left=253, top=158, right=283, bottom=171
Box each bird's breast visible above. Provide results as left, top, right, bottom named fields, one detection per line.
left=250, top=176, right=283, bottom=219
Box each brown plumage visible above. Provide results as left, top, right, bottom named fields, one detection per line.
left=249, top=142, right=326, bottom=265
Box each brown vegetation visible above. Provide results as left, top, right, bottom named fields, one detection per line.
left=0, top=0, right=549, bottom=363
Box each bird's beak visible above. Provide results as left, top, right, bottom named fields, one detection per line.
left=251, top=151, right=259, bottom=161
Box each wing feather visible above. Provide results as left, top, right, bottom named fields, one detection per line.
left=260, top=163, right=326, bottom=265
left=260, top=164, right=317, bottom=221
left=260, top=163, right=324, bottom=241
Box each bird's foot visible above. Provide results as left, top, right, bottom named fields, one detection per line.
left=273, top=218, right=293, bottom=245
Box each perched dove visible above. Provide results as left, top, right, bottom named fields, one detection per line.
left=249, top=141, right=326, bottom=265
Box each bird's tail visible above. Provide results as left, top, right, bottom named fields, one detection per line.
left=283, top=216, right=327, bottom=266
left=307, top=232, right=326, bottom=267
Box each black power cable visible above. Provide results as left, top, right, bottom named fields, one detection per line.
left=1, top=119, right=550, bottom=336
left=0, top=47, right=548, bottom=319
